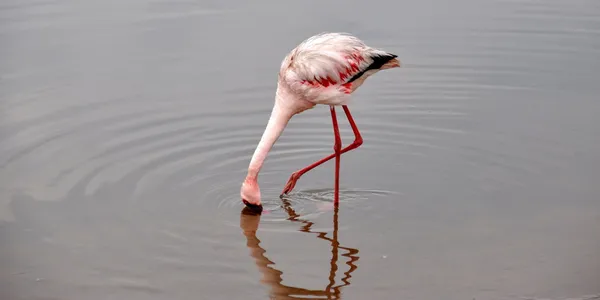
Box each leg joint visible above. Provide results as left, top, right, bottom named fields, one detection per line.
left=333, top=140, right=342, bottom=152
left=353, top=136, right=363, bottom=147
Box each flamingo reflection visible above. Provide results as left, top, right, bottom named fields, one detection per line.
left=240, top=200, right=359, bottom=299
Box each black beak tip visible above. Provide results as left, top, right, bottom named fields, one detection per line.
left=242, top=199, right=263, bottom=214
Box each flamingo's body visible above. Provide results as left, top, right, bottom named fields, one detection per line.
left=241, top=32, right=401, bottom=211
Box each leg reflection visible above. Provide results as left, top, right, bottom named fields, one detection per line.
left=240, top=201, right=360, bottom=299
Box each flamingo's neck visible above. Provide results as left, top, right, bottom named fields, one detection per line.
left=246, top=100, right=293, bottom=180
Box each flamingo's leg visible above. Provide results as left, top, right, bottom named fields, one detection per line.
left=331, top=105, right=341, bottom=204
left=281, top=105, right=362, bottom=197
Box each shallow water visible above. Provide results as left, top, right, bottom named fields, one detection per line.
left=1, top=0, right=600, bottom=299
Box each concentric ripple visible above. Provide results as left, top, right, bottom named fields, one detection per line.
left=216, top=182, right=399, bottom=230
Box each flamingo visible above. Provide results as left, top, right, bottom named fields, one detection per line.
left=241, top=32, right=401, bottom=212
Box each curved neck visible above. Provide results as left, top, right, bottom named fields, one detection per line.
left=247, top=101, right=293, bottom=180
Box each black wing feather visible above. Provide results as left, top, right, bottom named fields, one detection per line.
left=346, top=53, right=397, bottom=83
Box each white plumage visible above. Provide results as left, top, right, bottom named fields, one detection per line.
left=278, top=32, right=399, bottom=106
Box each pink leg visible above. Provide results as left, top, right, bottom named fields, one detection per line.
left=330, top=106, right=342, bottom=204
left=281, top=105, right=363, bottom=196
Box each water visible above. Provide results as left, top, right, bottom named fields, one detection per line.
left=1, top=0, right=600, bottom=299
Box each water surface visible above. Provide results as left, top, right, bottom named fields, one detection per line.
left=1, top=0, right=600, bottom=299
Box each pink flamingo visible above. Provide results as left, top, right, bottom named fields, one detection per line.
left=241, top=32, right=401, bottom=211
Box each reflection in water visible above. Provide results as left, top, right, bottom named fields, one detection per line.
left=239, top=200, right=359, bottom=299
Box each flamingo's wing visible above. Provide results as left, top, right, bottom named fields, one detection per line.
left=280, top=32, right=396, bottom=105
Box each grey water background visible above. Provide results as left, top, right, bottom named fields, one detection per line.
left=1, top=0, right=600, bottom=299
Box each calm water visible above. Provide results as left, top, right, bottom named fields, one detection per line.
left=1, top=0, right=600, bottom=299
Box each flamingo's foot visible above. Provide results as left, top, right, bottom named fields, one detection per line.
left=281, top=172, right=299, bottom=195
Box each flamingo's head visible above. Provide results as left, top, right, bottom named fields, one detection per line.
left=241, top=178, right=263, bottom=213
